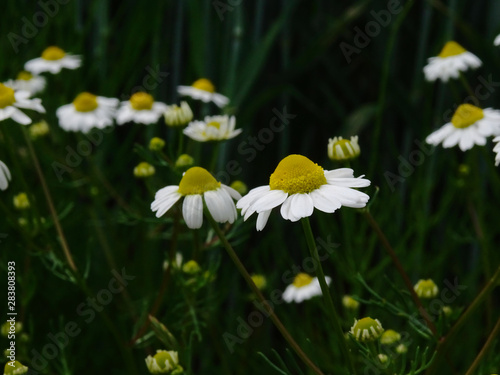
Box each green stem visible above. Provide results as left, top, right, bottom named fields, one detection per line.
left=459, top=72, right=476, bottom=101
left=363, top=211, right=437, bottom=336
left=301, top=218, right=357, bottom=375
left=464, top=315, right=500, bottom=375
left=205, top=212, right=325, bottom=375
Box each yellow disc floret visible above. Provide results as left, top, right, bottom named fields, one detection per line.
left=207, top=121, right=221, bottom=129
left=192, top=78, right=215, bottom=93
left=292, top=273, right=314, bottom=288
left=414, top=279, right=439, bottom=299
left=270, top=154, right=326, bottom=194
left=153, top=350, right=176, bottom=371
left=451, top=104, right=484, bottom=129
left=350, top=317, right=384, bottom=342
left=130, top=92, right=154, bottom=110
left=17, top=71, right=33, bottom=81
left=73, top=92, right=98, bottom=112
left=41, top=46, right=66, bottom=60
left=438, top=41, right=466, bottom=58
left=0, top=83, right=16, bottom=109
left=178, top=167, right=221, bottom=195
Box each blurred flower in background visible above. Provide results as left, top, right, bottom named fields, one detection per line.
left=116, top=92, right=167, bottom=125
left=3, top=71, right=46, bottom=96
left=0, top=161, right=11, bottom=191
left=24, top=46, right=81, bottom=75
left=282, top=273, right=331, bottom=303
left=178, top=78, right=229, bottom=108
left=164, top=101, right=193, bottom=127
left=183, top=115, right=241, bottom=142
left=0, top=84, right=45, bottom=125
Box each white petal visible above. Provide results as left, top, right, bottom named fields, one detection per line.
left=182, top=194, right=203, bottom=229
left=256, top=210, right=272, bottom=231
left=251, top=189, right=288, bottom=213
left=289, top=193, right=314, bottom=221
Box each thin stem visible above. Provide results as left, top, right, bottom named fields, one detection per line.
left=459, top=72, right=476, bottom=101
left=301, top=217, right=357, bottom=375
left=464, top=315, right=500, bottom=375
left=205, top=212, right=325, bottom=375
left=363, top=210, right=437, bottom=336
left=23, top=128, right=78, bottom=273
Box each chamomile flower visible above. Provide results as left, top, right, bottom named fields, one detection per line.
left=494, top=34, right=500, bottom=47
left=414, top=279, right=439, bottom=299
left=164, top=101, right=193, bottom=127
left=116, top=92, right=167, bottom=125
left=423, top=41, right=482, bottom=82
left=145, top=350, right=182, bottom=374
left=328, top=136, right=360, bottom=161
left=0, top=84, right=45, bottom=125
left=282, top=273, right=331, bottom=303
left=56, top=92, right=118, bottom=133
left=4, top=71, right=46, bottom=96
left=426, top=104, right=500, bottom=151
left=350, top=317, right=384, bottom=342
left=237, top=154, right=370, bottom=231
left=493, top=136, right=500, bottom=166
left=151, top=166, right=241, bottom=229
left=24, top=46, right=81, bottom=75
left=0, top=160, right=11, bottom=191
left=3, top=360, right=28, bottom=375
left=183, top=115, right=241, bottom=142
left=178, top=78, right=229, bottom=108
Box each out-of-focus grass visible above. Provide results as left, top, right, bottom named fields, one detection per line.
left=1, top=0, right=500, bottom=374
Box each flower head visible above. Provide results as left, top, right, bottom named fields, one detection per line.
left=414, top=279, right=439, bottom=299
left=149, top=137, right=166, bottom=151
left=350, top=317, right=384, bottom=342
left=25, top=46, right=81, bottom=75
left=13, top=193, right=30, bottom=210
left=426, top=104, right=500, bottom=151
left=328, top=136, right=360, bottom=161
left=178, top=78, right=229, bottom=108
left=183, top=115, right=241, bottom=142
left=175, top=154, right=194, bottom=169
left=342, top=295, right=360, bottom=310
left=117, top=92, right=167, bottom=125
left=251, top=274, right=267, bottom=290
left=4, top=71, right=46, bottom=96
left=164, top=101, right=193, bottom=127
left=182, top=260, right=201, bottom=274
left=494, top=34, right=500, bottom=47
left=0, top=83, right=45, bottom=125
left=395, top=344, right=408, bottom=354
left=29, top=120, right=50, bottom=139
left=56, top=92, right=118, bottom=133
left=493, top=136, right=500, bottom=166
left=237, top=154, right=370, bottom=231
left=423, top=41, right=482, bottom=82
left=380, top=329, right=401, bottom=345
left=230, top=180, right=248, bottom=195
left=151, top=166, right=241, bottom=229
left=0, top=161, right=11, bottom=191
left=3, top=360, right=28, bottom=375
left=145, top=350, right=182, bottom=374
left=134, top=162, right=156, bottom=178
left=282, top=273, right=331, bottom=303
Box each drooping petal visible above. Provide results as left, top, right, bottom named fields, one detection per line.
left=182, top=194, right=203, bottom=229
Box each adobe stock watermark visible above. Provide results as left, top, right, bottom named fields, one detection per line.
left=384, top=73, right=500, bottom=192
left=214, top=106, right=297, bottom=185
left=340, top=0, right=403, bottom=64
left=212, top=0, right=242, bottom=21
left=362, top=277, right=466, bottom=375
left=27, top=268, right=135, bottom=374
left=222, top=236, right=339, bottom=353
left=119, top=65, right=169, bottom=101
left=8, top=0, right=71, bottom=54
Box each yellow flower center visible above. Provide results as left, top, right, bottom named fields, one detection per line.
left=73, top=92, right=98, bottom=112
left=41, top=46, right=66, bottom=60
left=438, top=41, right=466, bottom=58
left=451, top=104, right=484, bottom=128
left=352, top=317, right=384, bottom=342
left=414, top=279, right=439, bottom=298
left=292, top=273, right=314, bottom=288
left=192, top=78, right=215, bottom=93
left=153, top=351, right=175, bottom=370
left=0, top=83, right=16, bottom=109
left=17, top=71, right=33, bottom=81
left=207, top=121, right=221, bottom=129
left=178, top=167, right=221, bottom=195
left=269, top=154, right=326, bottom=194
left=130, top=92, right=154, bottom=110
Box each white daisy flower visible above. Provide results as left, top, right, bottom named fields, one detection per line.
left=426, top=104, right=500, bottom=151
left=493, top=136, right=500, bottom=166
left=183, top=115, right=241, bottom=142
left=177, top=78, right=229, bottom=108
left=282, top=273, right=331, bottom=303
left=4, top=71, right=46, bottom=96
left=24, top=46, right=81, bottom=75
left=151, top=166, right=242, bottom=229
left=423, top=41, right=482, bottom=82
left=116, top=92, right=167, bottom=125
left=494, top=34, right=500, bottom=47
left=0, top=83, right=45, bottom=125
left=328, top=136, right=360, bottom=161
left=145, top=350, right=181, bottom=374
left=56, top=92, right=118, bottom=133
left=236, top=154, right=370, bottom=231
left=0, top=160, right=11, bottom=191
left=164, top=101, right=193, bottom=127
